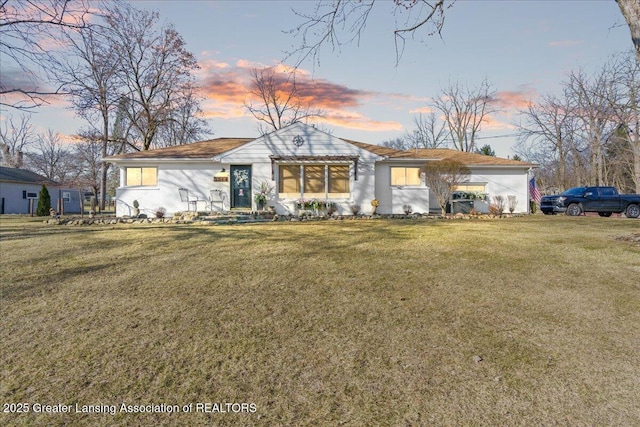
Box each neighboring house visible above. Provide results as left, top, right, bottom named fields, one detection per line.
left=0, top=167, right=81, bottom=215
left=105, top=123, right=537, bottom=217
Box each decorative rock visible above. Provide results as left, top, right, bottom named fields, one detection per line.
left=473, top=355, right=483, bottom=363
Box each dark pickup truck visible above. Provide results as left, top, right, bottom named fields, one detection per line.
left=540, top=186, right=640, bottom=218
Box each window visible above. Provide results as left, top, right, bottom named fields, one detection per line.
left=126, top=167, right=157, bottom=186
left=278, top=164, right=351, bottom=198
left=62, top=192, right=71, bottom=201
left=278, top=165, right=300, bottom=194
left=391, top=167, right=421, bottom=186
left=304, top=165, right=325, bottom=195
left=328, top=165, right=349, bottom=194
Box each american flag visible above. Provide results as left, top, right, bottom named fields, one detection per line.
left=529, top=177, right=541, bottom=204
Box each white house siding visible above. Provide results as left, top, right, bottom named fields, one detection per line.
left=426, top=167, right=531, bottom=214
left=374, top=162, right=430, bottom=214
left=108, top=124, right=536, bottom=218
left=214, top=123, right=381, bottom=216
left=115, top=161, right=219, bottom=217
left=471, top=167, right=530, bottom=213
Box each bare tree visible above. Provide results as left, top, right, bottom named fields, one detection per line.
left=0, top=114, right=36, bottom=167
left=26, top=130, right=74, bottom=182
left=48, top=5, right=121, bottom=209
left=382, top=112, right=448, bottom=151
left=407, top=112, right=448, bottom=149
left=431, top=79, right=497, bottom=152
left=517, top=93, right=575, bottom=190
left=104, top=3, right=202, bottom=151
left=0, top=0, right=91, bottom=109
left=381, top=136, right=411, bottom=150
left=290, top=1, right=638, bottom=66
left=153, top=89, right=211, bottom=148
left=289, top=0, right=451, bottom=66
left=73, top=140, right=101, bottom=199
left=566, top=68, right=618, bottom=186
left=244, top=67, right=324, bottom=135
left=607, top=53, right=640, bottom=192
left=422, top=159, right=470, bottom=215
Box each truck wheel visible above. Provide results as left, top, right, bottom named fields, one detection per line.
left=625, top=204, right=640, bottom=218
left=566, top=203, right=582, bottom=216
left=597, top=212, right=612, bottom=217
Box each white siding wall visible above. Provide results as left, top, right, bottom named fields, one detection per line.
left=115, top=162, right=221, bottom=217
left=374, top=163, right=430, bottom=214
left=472, top=168, right=530, bottom=213
left=217, top=123, right=381, bottom=215
left=427, top=168, right=531, bottom=214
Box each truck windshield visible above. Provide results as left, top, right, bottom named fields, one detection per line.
left=562, top=187, right=587, bottom=196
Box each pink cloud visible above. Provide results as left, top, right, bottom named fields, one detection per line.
left=409, top=106, right=434, bottom=114
left=195, top=59, right=394, bottom=131
left=494, top=89, right=538, bottom=111
left=321, top=111, right=403, bottom=132
left=480, top=115, right=515, bottom=131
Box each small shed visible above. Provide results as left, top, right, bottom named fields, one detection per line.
left=0, top=167, right=81, bottom=215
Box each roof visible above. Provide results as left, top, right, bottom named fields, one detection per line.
left=340, top=139, right=406, bottom=158
left=104, top=134, right=535, bottom=167
left=105, top=138, right=253, bottom=160
left=0, top=166, right=58, bottom=184
left=387, top=148, right=536, bottom=166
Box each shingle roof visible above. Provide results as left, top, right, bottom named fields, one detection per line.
left=341, top=140, right=535, bottom=167
left=339, top=139, right=406, bottom=158
left=105, top=138, right=254, bottom=160
left=104, top=136, right=535, bottom=167
left=388, top=148, right=536, bottom=166
left=0, top=166, right=57, bottom=184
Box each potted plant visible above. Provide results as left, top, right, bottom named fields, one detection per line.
left=254, top=181, right=274, bottom=211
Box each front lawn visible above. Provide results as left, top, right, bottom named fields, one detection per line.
left=1, top=216, right=639, bottom=426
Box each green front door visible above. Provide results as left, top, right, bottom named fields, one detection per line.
left=230, top=165, right=252, bottom=209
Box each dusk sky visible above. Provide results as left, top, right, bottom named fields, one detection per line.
left=5, top=0, right=635, bottom=158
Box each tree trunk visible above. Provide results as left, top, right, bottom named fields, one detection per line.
left=617, top=0, right=640, bottom=63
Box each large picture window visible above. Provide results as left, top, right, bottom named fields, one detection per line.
left=126, top=167, right=157, bottom=187
left=391, top=167, right=421, bottom=186
left=278, top=164, right=350, bottom=198
left=303, top=165, right=325, bottom=195
left=328, top=165, right=349, bottom=194
left=278, top=165, right=300, bottom=195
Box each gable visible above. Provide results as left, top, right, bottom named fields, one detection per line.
left=213, top=123, right=385, bottom=163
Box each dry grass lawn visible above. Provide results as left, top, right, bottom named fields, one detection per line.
left=1, top=215, right=639, bottom=426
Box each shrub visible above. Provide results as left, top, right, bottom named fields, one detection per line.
left=530, top=200, right=537, bottom=214
left=507, top=195, right=517, bottom=213
left=326, top=202, right=338, bottom=216
left=350, top=204, right=361, bottom=215
left=403, top=204, right=413, bottom=215
left=155, top=207, right=167, bottom=218
left=36, top=185, right=51, bottom=216
left=490, top=195, right=505, bottom=217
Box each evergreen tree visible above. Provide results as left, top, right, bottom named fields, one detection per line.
left=36, top=184, right=51, bottom=216
left=475, top=144, right=496, bottom=156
